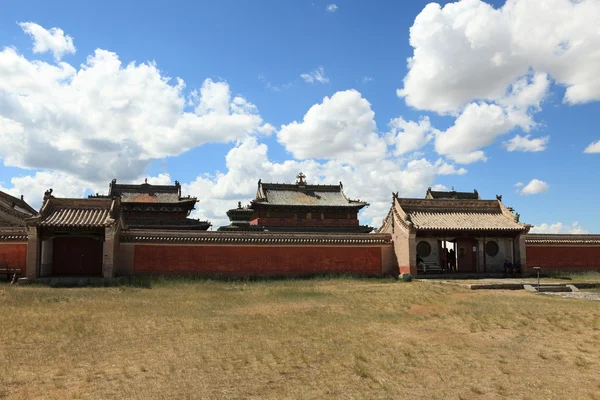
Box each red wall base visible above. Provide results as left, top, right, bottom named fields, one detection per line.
left=0, top=243, right=27, bottom=272
left=526, top=246, right=600, bottom=272
left=133, top=245, right=383, bottom=277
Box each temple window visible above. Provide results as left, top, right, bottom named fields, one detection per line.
left=417, top=241, right=432, bottom=257
left=485, top=241, right=499, bottom=257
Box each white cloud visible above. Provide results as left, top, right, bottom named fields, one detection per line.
left=300, top=66, right=329, bottom=84
left=530, top=221, right=589, bottom=234
left=517, top=179, right=549, bottom=195
left=514, top=182, right=524, bottom=187
left=434, top=159, right=468, bottom=175
left=278, top=89, right=387, bottom=164
left=326, top=4, right=338, bottom=12
left=0, top=38, right=269, bottom=186
left=504, top=134, right=549, bottom=152
left=398, top=0, right=600, bottom=113
left=435, top=103, right=515, bottom=163
left=362, top=76, right=374, bottom=84
left=397, top=0, right=600, bottom=163
left=583, top=140, right=600, bottom=153
left=388, top=116, right=437, bottom=155
left=18, top=22, right=76, bottom=61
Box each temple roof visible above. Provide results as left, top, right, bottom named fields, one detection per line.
left=425, top=187, right=480, bottom=200
left=28, top=198, right=119, bottom=229
left=252, top=173, right=368, bottom=208
left=89, top=179, right=197, bottom=206
left=393, top=197, right=528, bottom=232
left=0, top=190, right=37, bottom=226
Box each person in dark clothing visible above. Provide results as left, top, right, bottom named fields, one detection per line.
left=504, top=259, right=514, bottom=275
left=449, top=249, right=456, bottom=272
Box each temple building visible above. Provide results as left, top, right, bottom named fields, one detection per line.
left=218, top=202, right=265, bottom=232
left=0, top=191, right=37, bottom=226
left=89, top=179, right=210, bottom=231
left=378, top=189, right=530, bottom=276
left=248, top=173, right=373, bottom=233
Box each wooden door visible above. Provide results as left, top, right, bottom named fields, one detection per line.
left=456, top=237, right=477, bottom=272
left=52, top=237, right=103, bottom=276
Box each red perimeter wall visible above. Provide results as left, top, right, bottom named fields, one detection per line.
left=526, top=246, right=600, bottom=272
left=133, top=245, right=383, bottom=277
left=0, top=243, right=27, bottom=272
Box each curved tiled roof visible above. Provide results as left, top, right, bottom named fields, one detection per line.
left=393, top=197, right=527, bottom=232
left=29, top=198, right=118, bottom=229
left=40, top=208, right=113, bottom=228
left=254, top=181, right=368, bottom=208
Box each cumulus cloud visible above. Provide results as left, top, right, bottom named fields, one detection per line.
left=326, top=4, right=338, bottom=12
left=0, top=23, right=453, bottom=229
left=398, top=0, right=600, bottom=113
left=0, top=38, right=269, bottom=186
left=398, top=0, right=599, bottom=163
left=278, top=89, right=387, bottom=164
left=584, top=140, right=600, bottom=153
left=434, top=159, right=468, bottom=175
left=530, top=221, right=589, bottom=234
left=517, top=179, right=549, bottom=195
left=388, top=116, right=437, bottom=155
left=18, top=22, right=76, bottom=61
left=300, top=66, right=329, bottom=84
left=504, top=134, right=549, bottom=152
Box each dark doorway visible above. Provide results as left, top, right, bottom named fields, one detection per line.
left=52, top=237, right=103, bottom=276
left=455, top=237, right=477, bottom=272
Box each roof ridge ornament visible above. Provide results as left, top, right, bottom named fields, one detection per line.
left=296, top=172, right=306, bottom=185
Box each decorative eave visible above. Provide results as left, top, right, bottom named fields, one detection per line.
left=0, top=227, right=27, bottom=241
left=525, top=234, right=600, bottom=245
left=121, top=230, right=392, bottom=245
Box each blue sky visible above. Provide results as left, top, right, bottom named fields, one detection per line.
left=0, top=0, right=599, bottom=231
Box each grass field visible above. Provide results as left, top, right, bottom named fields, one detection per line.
left=1, top=278, right=599, bottom=400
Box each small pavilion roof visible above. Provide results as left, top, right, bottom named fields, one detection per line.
left=252, top=173, right=368, bottom=208
left=394, top=197, right=528, bottom=232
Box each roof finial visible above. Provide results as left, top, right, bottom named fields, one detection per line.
left=296, top=172, right=306, bottom=185
left=144, top=178, right=148, bottom=184
left=451, top=186, right=455, bottom=191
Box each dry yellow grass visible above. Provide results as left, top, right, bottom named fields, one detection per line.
left=1, top=278, right=599, bottom=400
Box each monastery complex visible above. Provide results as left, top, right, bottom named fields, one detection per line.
left=1, top=173, right=599, bottom=281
